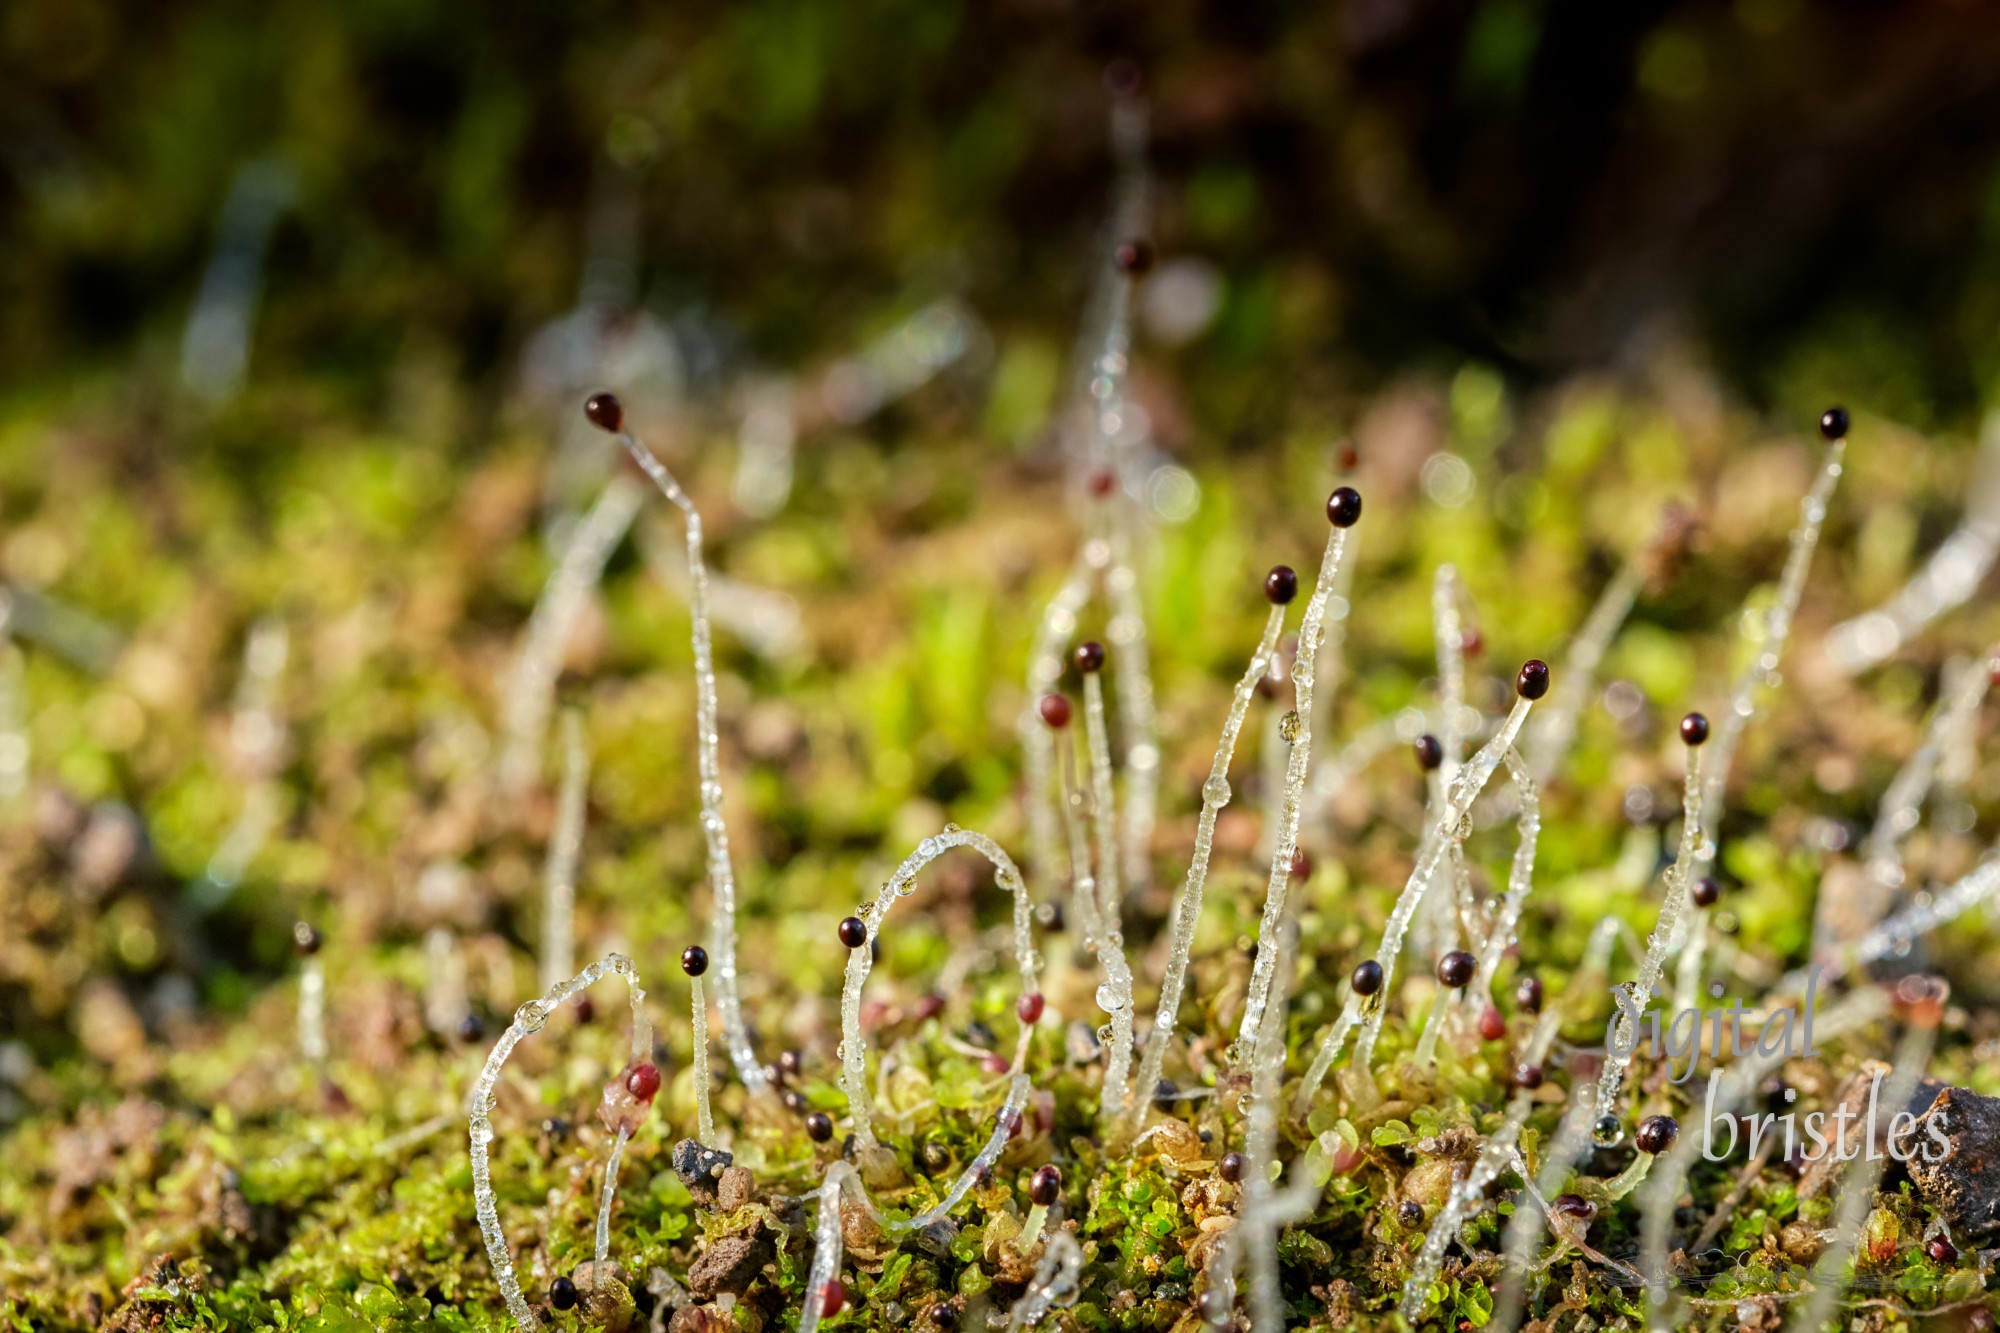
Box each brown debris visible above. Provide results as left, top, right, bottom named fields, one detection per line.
left=687, top=1231, right=773, bottom=1300
left=1909, top=1085, right=2000, bottom=1242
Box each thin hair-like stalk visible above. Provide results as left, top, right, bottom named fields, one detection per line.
left=1234, top=521, right=1355, bottom=1074
left=1129, top=604, right=1286, bottom=1131
left=612, top=425, right=764, bottom=1093
left=539, top=709, right=589, bottom=992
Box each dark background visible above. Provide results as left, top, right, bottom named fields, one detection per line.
left=7, top=0, right=2000, bottom=427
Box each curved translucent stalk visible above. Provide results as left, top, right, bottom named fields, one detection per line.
left=1006, top=1232, right=1084, bottom=1331
left=690, top=976, right=714, bottom=1145
left=1242, top=919, right=1296, bottom=1333
left=614, top=429, right=763, bottom=1093
left=1130, top=605, right=1286, bottom=1129
left=540, top=709, right=589, bottom=992
left=896, top=1073, right=1030, bottom=1233
left=1783, top=1022, right=1936, bottom=1333
left=1310, top=525, right=1359, bottom=745
left=298, top=956, right=326, bottom=1067
left=1346, top=695, right=1540, bottom=1074
left=1082, top=672, right=1121, bottom=926
left=1399, top=1091, right=1536, bottom=1322
left=839, top=828, right=1039, bottom=1149
left=595, top=1126, right=630, bottom=1277
left=1235, top=525, right=1354, bottom=1074
left=1531, top=561, right=1643, bottom=783
left=1059, top=742, right=1134, bottom=1128
left=1700, top=438, right=1846, bottom=860
left=1826, top=406, right=2000, bottom=674
left=799, top=1161, right=874, bottom=1333
left=1411, top=985, right=1452, bottom=1068
left=1596, top=746, right=1706, bottom=1113
left=470, top=954, right=651, bottom=1332
left=498, top=476, right=644, bottom=796
left=1637, top=986, right=1887, bottom=1321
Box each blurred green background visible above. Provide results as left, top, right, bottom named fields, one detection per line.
left=9, top=0, right=2000, bottom=420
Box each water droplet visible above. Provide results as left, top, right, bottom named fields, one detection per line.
left=1592, top=1114, right=1624, bottom=1147
left=1202, top=775, right=1232, bottom=806
left=1278, top=710, right=1302, bottom=744
left=515, top=1001, right=549, bottom=1033
left=470, top=1116, right=495, bottom=1146
left=1095, top=983, right=1126, bottom=1012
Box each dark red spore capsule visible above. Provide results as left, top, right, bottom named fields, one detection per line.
left=584, top=391, right=624, bottom=433
left=1039, top=693, right=1072, bottom=729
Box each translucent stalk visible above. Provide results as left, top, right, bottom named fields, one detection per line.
left=298, top=956, right=326, bottom=1067
left=0, top=634, right=26, bottom=807
left=1493, top=1085, right=1597, bottom=1333
left=1411, top=984, right=1452, bottom=1068
left=614, top=429, right=763, bottom=1093
left=1596, top=744, right=1706, bottom=1113
left=1782, top=1021, right=1936, bottom=1333
left=1105, top=536, right=1159, bottom=893
left=595, top=1126, right=629, bottom=1278
left=198, top=616, right=290, bottom=905
left=497, top=476, right=644, bottom=796
left=897, top=1073, right=1030, bottom=1232
left=1530, top=561, right=1643, bottom=783
left=839, top=828, right=1039, bottom=1149
left=470, top=954, right=651, bottom=1332
left=540, top=709, right=589, bottom=992
left=1082, top=671, right=1122, bottom=927
left=690, top=975, right=714, bottom=1145
left=1021, top=551, right=1098, bottom=925
left=1309, top=524, right=1359, bottom=744
left=1235, top=525, right=1353, bottom=1075
left=1399, top=1091, right=1536, bottom=1322
left=1700, top=437, right=1846, bottom=859
left=1820, top=650, right=1997, bottom=952
left=799, top=1161, right=874, bottom=1333
left=1060, top=742, right=1134, bottom=1128
left=1671, top=910, right=1711, bottom=1017
left=1803, top=849, right=2000, bottom=990
left=1638, top=986, right=1888, bottom=1320
left=1240, top=908, right=1307, bottom=1333
left=1826, top=405, right=2000, bottom=674
left=1006, top=1232, right=1084, bottom=1331
left=1348, top=694, right=1539, bottom=1073
left=1130, top=605, right=1286, bottom=1129
left=425, top=926, right=468, bottom=1036
left=1434, top=565, right=1467, bottom=780
left=1465, top=746, right=1539, bottom=1012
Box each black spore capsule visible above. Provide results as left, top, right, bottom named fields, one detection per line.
left=1515, top=974, right=1544, bottom=1013
left=1437, top=950, right=1475, bottom=988
left=1691, top=877, right=1721, bottom=909
left=293, top=921, right=322, bottom=956
left=551, top=1276, right=579, bottom=1310
left=1350, top=959, right=1384, bottom=997
left=1516, top=659, right=1551, bottom=701
left=1413, top=734, right=1444, bottom=771
left=1218, top=1151, right=1245, bottom=1183
left=838, top=916, right=868, bottom=949
left=1819, top=406, right=1850, bottom=441
left=1029, top=1164, right=1062, bottom=1206
left=1397, top=1199, right=1424, bottom=1227
left=681, top=944, right=709, bottom=977
left=1679, top=711, right=1710, bottom=746
left=806, top=1110, right=834, bottom=1142
left=1326, top=485, right=1363, bottom=528
left=584, top=391, right=624, bottom=433
left=458, top=1013, right=485, bottom=1043
left=1635, top=1114, right=1679, bottom=1155
left=1265, top=565, right=1298, bottom=605
left=1075, top=641, right=1106, bottom=673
